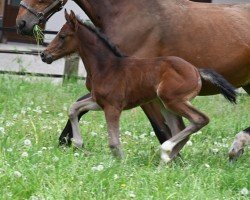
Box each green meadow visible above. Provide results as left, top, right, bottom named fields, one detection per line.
left=0, top=75, right=249, bottom=199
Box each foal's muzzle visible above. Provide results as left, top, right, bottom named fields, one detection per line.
left=40, top=51, right=53, bottom=64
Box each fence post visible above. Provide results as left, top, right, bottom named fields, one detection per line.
left=63, top=54, right=79, bottom=83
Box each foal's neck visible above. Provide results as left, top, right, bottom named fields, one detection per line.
left=76, top=24, right=120, bottom=76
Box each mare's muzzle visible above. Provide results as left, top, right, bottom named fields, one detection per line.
left=40, top=51, right=53, bottom=64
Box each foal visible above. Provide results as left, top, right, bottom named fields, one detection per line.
left=41, top=11, right=236, bottom=162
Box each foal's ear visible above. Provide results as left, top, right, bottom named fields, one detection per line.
left=69, top=10, right=79, bottom=31
left=64, top=9, right=70, bottom=23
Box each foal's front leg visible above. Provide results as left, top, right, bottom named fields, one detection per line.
left=68, top=97, right=101, bottom=148
left=103, top=106, right=123, bottom=158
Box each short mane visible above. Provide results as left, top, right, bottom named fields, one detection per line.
left=76, top=17, right=126, bottom=58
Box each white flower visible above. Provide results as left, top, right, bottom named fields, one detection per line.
left=129, top=191, right=136, bottom=198
left=24, top=139, right=32, bottom=147
left=150, top=131, right=155, bottom=137
left=240, top=188, right=249, bottom=196
left=58, top=113, right=64, bottom=117
left=41, top=147, right=47, bottom=151
left=186, top=141, right=193, bottom=146
left=91, top=132, right=98, bottom=137
left=29, top=195, right=39, bottom=200
left=204, top=164, right=210, bottom=168
left=0, top=168, right=5, bottom=174
left=7, top=148, right=13, bottom=152
left=37, top=151, right=43, bottom=155
left=139, top=133, right=146, bottom=139
left=211, top=148, right=219, bottom=153
left=6, top=121, right=14, bottom=127
left=114, top=174, right=119, bottom=180
left=52, top=156, right=59, bottom=162
left=0, top=127, right=5, bottom=134
left=13, top=171, right=22, bottom=178
left=74, top=152, right=80, bottom=157
left=21, top=152, right=29, bottom=157
left=124, top=131, right=132, bottom=136
left=99, top=125, right=104, bottom=128
left=92, top=164, right=104, bottom=171
left=13, top=114, right=18, bottom=119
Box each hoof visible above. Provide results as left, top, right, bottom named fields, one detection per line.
left=229, top=148, right=244, bottom=162
left=161, top=140, right=176, bottom=153
left=71, top=139, right=83, bottom=149
left=111, top=148, right=124, bottom=159
left=160, top=150, right=172, bottom=163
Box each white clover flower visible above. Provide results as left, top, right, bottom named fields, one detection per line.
left=22, top=119, right=29, bottom=124
left=139, top=133, right=146, bottom=139
left=92, top=164, right=104, bottom=171
left=91, top=132, right=98, bottom=136
left=52, top=156, right=59, bottom=162
left=0, top=127, right=5, bottom=134
left=13, top=114, right=18, bottom=119
left=13, top=171, right=22, bottom=178
left=124, top=131, right=132, bottom=136
left=129, top=191, right=136, bottom=198
left=204, top=164, right=210, bottom=168
left=41, top=147, right=47, bottom=151
left=99, top=125, right=104, bottom=128
left=37, top=151, right=43, bottom=155
left=240, top=188, right=249, bottom=196
left=114, top=174, right=119, bottom=180
left=21, top=152, right=29, bottom=157
left=21, top=108, right=26, bottom=114
left=29, top=195, right=39, bottom=200
left=211, top=148, right=219, bottom=153
left=150, top=131, right=155, bottom=137
left=74, top=152, right=80, bottom=157
left=6, top=121, right=14, bottom=127
left=186, top=141, right=193, bottom=146
left=7, top=148, right=13, bottom=152
left=24, top=139, right=32, bottom=147
left=58, top=113, right=64, bottom=117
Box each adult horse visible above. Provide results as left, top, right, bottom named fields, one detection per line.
left=16, top=0, right=250, bottom=160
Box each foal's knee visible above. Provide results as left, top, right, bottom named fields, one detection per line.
left=193, top=114, right=210, bottom=129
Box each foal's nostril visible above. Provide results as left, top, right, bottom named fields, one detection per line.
left=40, top=52, right=45, bottom=59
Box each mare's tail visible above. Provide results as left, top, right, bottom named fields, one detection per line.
left=199, top=69, right=237, bottom=104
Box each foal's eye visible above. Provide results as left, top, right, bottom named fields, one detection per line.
left=59, top=34, right=66, bottom=40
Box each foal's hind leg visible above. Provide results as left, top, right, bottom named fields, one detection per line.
left=161, top=101, right=209, bottom=163
left=68, top=97, right=101, bottom=148
left=103, top=106, right=123, bottom=158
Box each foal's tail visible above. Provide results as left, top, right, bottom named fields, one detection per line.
left=199, top=69, right=237, bottom=104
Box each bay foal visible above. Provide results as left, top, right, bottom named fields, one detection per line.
left=41, top=11, right=236, bottom=162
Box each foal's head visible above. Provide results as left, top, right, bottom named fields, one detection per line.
left=41, top=10, right=79, bottom=64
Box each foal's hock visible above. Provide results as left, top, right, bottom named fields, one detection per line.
left=41, top=10, right=237, bottom=162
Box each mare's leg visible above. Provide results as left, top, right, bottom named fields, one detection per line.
left=103, top=106, right=123, bottom=158
left=141, top=102, right=172, bottom=143
left=161, top=101, right=209, bottom=163
left=59, top=93, right=91, bottom=146
left=68, top=97, right=101, bottom=148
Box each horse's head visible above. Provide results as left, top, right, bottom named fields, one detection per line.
left=41, top=10, right=79, bottom=64
left=16, top=0, right=66, bottom=35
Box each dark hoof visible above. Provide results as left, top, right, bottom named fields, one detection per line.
left=229, top=149, right=244, bottom=162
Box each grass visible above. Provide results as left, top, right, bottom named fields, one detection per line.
left=0, top=75, right=249, bottom=200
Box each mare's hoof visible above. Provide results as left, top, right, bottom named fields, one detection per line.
left=111, top=148, right=124, bottom=159
left=161, top=140, right=176, bottom=153
left=229, top=148, right=244, bottom=162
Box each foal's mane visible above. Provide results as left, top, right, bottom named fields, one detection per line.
left=76, top=17, right=126, bottom=58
